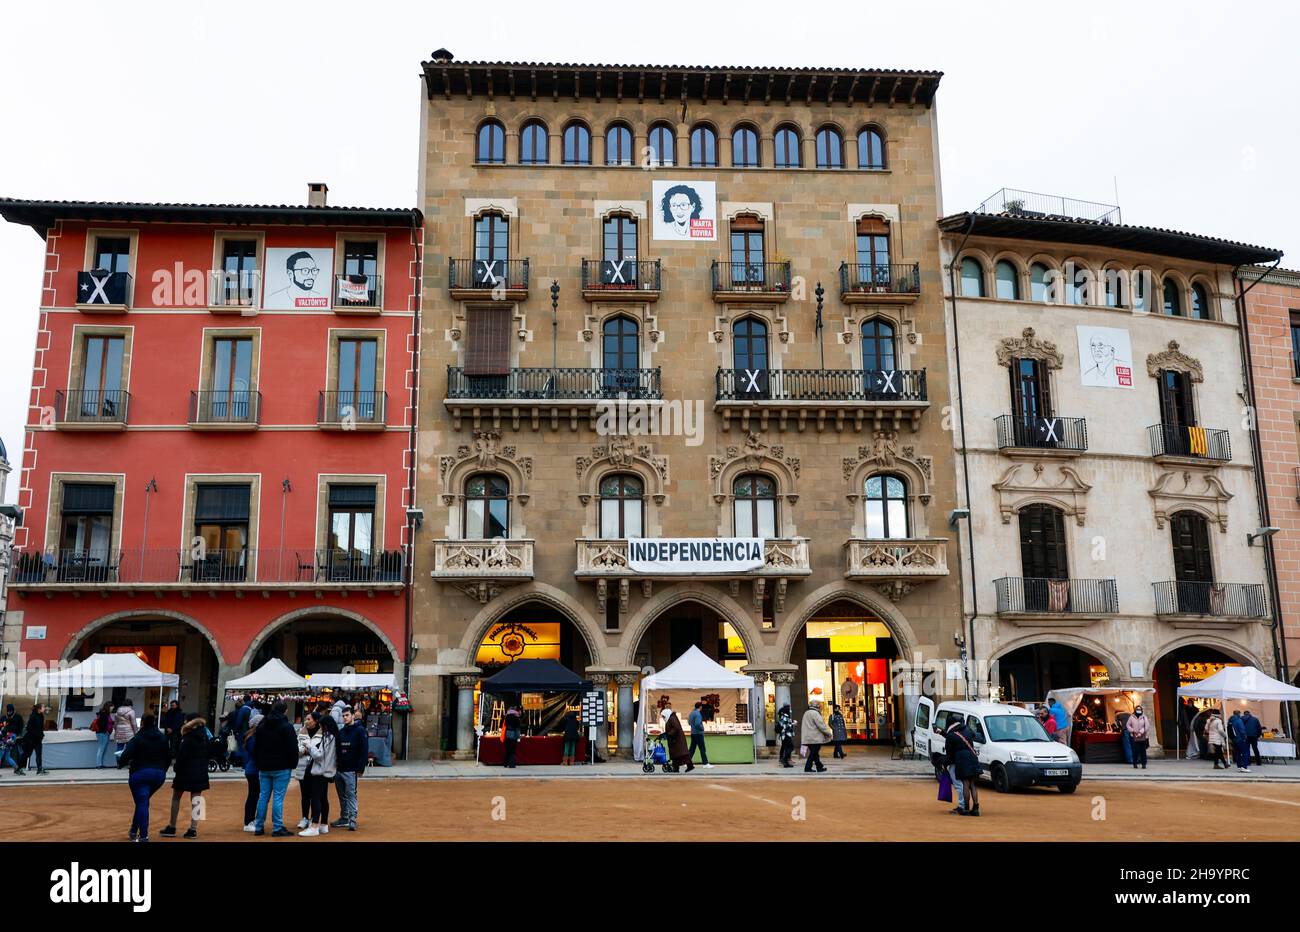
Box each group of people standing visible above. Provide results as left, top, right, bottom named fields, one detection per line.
left=772, top=699, right=847, bottom=772
left=3, top=702, right=48, bottom=775
left=1201, top=709, right=1264, bottom=772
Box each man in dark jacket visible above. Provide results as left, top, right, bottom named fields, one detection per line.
left=251, top=701, right=298, bottom=836
left=1, top=704, right=23, bottom=769
left=332, top=706, right=368, bottom=831
left=14, top=704, right=48, bottom=775
left=231, top=693, right=259, bottom=765
left=944, top=716, right=980, bottom=816
left=1241, top=710, right=1264, bottom=767
left=162, top=700, right=186, bottom=756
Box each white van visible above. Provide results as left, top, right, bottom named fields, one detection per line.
left=913, top=699, right=1082, bottom=793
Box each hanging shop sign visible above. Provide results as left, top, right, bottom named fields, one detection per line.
left=626, top=538, right=764, bottom=574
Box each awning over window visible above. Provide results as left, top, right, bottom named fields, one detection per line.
left=62, top=483, right=115, bottom=515
left=194, top=484, right=251, bottom=522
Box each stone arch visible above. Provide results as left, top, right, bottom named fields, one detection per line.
left=64, top=609, right=226, bottom=666
left=843, top=431, right=935, bottom=536
left=1145, top=634, right=1265, bottom=679
left=1061, top=256, right=1099, bottom=305
left=777, top=582, right=920, bottom=666
left=241, top=606, right=400, bottom=670
left=1158, top=269, right=1191, bottom=315
left=955, top=247, right=994, bottom=278
left=989, top=251, right=1029, bottom=299
left=1187, top=274, right=1219, bottom=320
left=456, top=581, right=605, bottom=666
left=984, top=631, right=1124, bottom=685
left=438, top=430, right=534, bottom=538
left=618, top=585, right=763, bottom=665
left=710, top=432, right=801, bottom=536
left=1025, top=253, right=1063, bottom=303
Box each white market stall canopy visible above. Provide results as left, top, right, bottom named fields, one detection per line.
left=1177, top=665, right=1300, bottom=702
left=640, top=645, right=755, bottom=691
left=306, top=673, right=395, bottom=690
left=225, top=659, right=306, bottom=691
left=37, top=652, right=179, bottom=690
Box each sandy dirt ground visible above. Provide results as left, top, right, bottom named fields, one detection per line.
left=2, top=776, right=1299, bottom=842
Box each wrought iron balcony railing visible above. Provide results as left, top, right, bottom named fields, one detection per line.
left=1152, top=581, right=1267, bottom=618
left=334, top=273, right=383, bottom=309
left=76, top=270, right=132, bottom=308
left=715, top=367, right=926, bottom=402
left=975, top=187, right=1122, bottom=224
left=448, top=258, right=529, bottom=292
left=711, top=261, right=792, bottom=295
left=57, top=389, right=130, bottom=426
left=995, top=576, right=1119, bottom=615
left=995, top=414, right=1088, bottom=452
left=447, top=367, right=662, bottom=401
left=190, top=390, right=261, bottom=426
left=581, top=258, right=661, bottom=292
left=839, top=261, right=921, bottom=295
left=317, top=390, right=387, bottom=427
left=1147, top=424, right=1230, bottom=461
left=207, top=269, right=261, bottom=309
left=8, top=547, right=405, bottom=586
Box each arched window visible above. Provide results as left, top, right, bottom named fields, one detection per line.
left=774, top=125, right=801, bottom=168
left=464, top=474, right=509, bottom=539
left=733, top=316, right=769, bottom=371
left=602, top=315, right=639, bottom=372
left=729, top=213, right=765, bottom=286
left=861, top=318, right=897, bottom=372
left=732, top=125, right=759, bottom=167
left=815, top=126, right=843, bottom=169
left=1103, top=268, right=1127, bottom=308
left=733, top=473, right=778, bottom=537
left=602, top=214, right=637, bottom=264
left=1068, top=263, right=1090, bottom=305
left=857, top=126, right=885, bottom=169
left=562, top=122, right=591, bottom=165
left=959, top=257, right=985, bottom=297
left=1191, top=283, right=1211, bottom=320
left=599, top=473, right=643, bottom=539
left=476, top=120, right=505, bottom=164
left=1162, top=278, right=1183, bottom=316
left=1133, top=271, right=1150, bottom=313
left=690, top=124, right=718, bottom=167
left=519, top=120, right=548, bottom=164
left=606, top=123, right=633, bottom=166
left=995, top=260, right=1020, bottom=300
left=1029, top=262, right=1051, bottom=303
left=855, top=217, right=890, bottom=287
left=865, top=474, right=908, bottom=539
left=647, top=123, right=675, bottom=166
left=474, top=212, right=509, bottom=263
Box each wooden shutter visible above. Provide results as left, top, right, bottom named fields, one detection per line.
left=464, top=306, right=511, bottom=376
left=856, top=216, right=889, bottom=235
left=1019, top=505, right=1068, bottom=580
left=731, top=213, right=763, bottom=232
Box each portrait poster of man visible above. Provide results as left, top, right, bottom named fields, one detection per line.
left=651, top=179, right=716, bottom=241
left=264, top=247, right=333, bottom=309
left=1076, top=325, right=1134, bottom=389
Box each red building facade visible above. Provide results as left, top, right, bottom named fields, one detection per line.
left=1241, top=266, right=1300, bottom=684
left=0, top=195, right=421, bottom=727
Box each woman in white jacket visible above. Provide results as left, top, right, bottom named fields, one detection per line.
left=293, top=716, right=317, bottom=831
left=300, top=712, right=338, bottom=837
left=1204, top=711, right=1228, bottom=770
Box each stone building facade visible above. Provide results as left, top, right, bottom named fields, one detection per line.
left=410, top=56, right=964, bottom=757
left=939, top=200, right=1285, bottom=751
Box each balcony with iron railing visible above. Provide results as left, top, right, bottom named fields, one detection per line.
left=444, top=366, right=662, bottom=429
left=1152, top=581, right=1268, bottom=623
left=995, top=414, right=1088, bottom=456
left=207, top=270, right=261, bottom=313
left=7, top=547, right=406, bottom=592
left=448, top=258, right=529, bottom=300
left=55, top=389, right=130, bottom=430
left=76, top=270, right=132, bottom=311
left=713, top=367, right=929, bottom=433
left=711, top=261, right=792, bottom=302
left=1147, top=424, right=1230, bottom=464
left=334, top=273, right=383, bottom=312
left=844, top=538, right=949, bottom=601
left=317, top=390, right=388, bottom=430
left=581, top=259, right=661, bottom=301
left=189, top=390, right=262, bottom=429
left=431, top=539, right=535, bottom=603
left=994, top=576, right=1119, bottom=622
left=975, top=187, right=1122, bottom=225
left=838, top=262, right=921, bottom=303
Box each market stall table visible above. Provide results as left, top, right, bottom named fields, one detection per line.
left=1070, top=731, right=1124, bottom=763
left=1257, top=739, right=1295, bottom=762
left=688, top=734, right=753, bottom=764
left=478, top=734, right=588, bottom=766
left=40, top=730, right=102, bottom=769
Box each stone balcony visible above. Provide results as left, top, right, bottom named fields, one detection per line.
left=843, top=537, right=950, bottom=602
left=430, top=538, right=535, bottom=603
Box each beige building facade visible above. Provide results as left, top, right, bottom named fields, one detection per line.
left=940, top=198, right=1285, bottom=753
left=410, top=55, right=964, bottom=758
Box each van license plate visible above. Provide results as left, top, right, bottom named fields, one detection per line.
left=1043, top=769, right=1069, bottom=776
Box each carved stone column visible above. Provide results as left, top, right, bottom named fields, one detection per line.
left=452, top=673, right=479, bottom=760
left=615, top=672, right=638, bottom=757
left=771, top=670, right=796, bottom=724
left=747, top=671, right=769, bottom=753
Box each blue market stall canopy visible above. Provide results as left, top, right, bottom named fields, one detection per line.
left=481, top=659, right=593, bottom=694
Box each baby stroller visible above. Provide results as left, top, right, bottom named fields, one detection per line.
left=641, top=732, right=676, bottom=774
left=207, top=727, right=232, bottom=773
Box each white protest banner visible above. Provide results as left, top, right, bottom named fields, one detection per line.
left=626, top=538, right=764, bottom=574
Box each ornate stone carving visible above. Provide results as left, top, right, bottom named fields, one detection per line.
left=769, top=671, right=797, bottom=685
left=577, top=438, right=668, bottom=505
left=587, top=672, right=611, bottom=686
left=1148, top=469, right=1232, bottom=531
left=875, top=581, right=916, bottom=602
left=1145, top=340, right=1204, bottom=383
left=439, top=430, right=533, bottom=505
left=452, top=674, right=480, bottom=689
left=996, top=327, right=1063, bottom=370
left=992, top=463, right=1092, bottom=526
left=710, top=431, right=801, bottom=505
left=843, top=431, right=934, bottom=505
left=614, top=673, right=639, bottom=687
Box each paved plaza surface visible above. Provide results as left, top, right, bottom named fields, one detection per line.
left=0, top=749, right=1296, bottom=842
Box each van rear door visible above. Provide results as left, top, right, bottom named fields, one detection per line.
left=914, top=697, right=935, bottom=758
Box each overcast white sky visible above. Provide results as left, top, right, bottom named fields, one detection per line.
left=3, top=0, right=1297, bottom=503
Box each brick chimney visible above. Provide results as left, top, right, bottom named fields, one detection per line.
left=307, top=182, right=328, bottom=207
